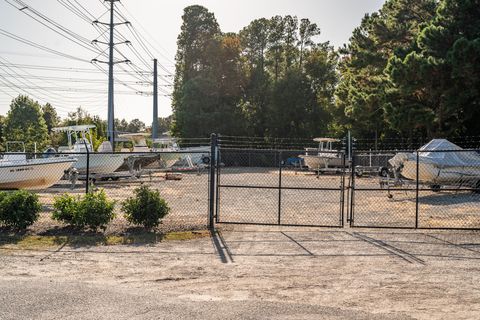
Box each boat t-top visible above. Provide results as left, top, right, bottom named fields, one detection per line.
left=52, top=125, right=125, bottom=174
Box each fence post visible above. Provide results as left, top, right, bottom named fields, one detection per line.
left=415, top=150, right=419, bottom=228
left=349, top=147, right=356, bottom=226
left=340, top=152, right=346, bottom=227
left=208, top=133, right=217, bottom=229
left=278, top=150, right=282, bottom=225
left=83, top=140, right=90, bottom=194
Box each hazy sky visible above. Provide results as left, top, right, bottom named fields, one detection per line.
left=0, top=0, right=385, bottom=126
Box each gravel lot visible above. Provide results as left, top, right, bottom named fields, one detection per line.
left=1, top=226, right=480, bottom=319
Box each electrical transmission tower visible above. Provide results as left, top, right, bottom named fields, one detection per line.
left=91, top=0, right=130, bottom=146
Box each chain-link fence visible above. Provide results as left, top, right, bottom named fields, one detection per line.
left=216, top=147, right=345, bottom=227
left=0, top=150, right=211, bottom=234
left=350, top=148, right=480, bottom=229
left=1, top=134, right=480, bottom=234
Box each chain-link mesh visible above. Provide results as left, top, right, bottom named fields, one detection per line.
left=217, top=148, right=345, bottom=227
left=0, top=151, right=210, bottom=234
left=350, top=149, right=480, bottom=229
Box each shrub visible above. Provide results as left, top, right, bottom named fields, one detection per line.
left=52, top=190, right=115, bottom=231
left=52, top=193, right=78, bottom=224
left=0, top=190, right=41, bottom=229
left=122, top=185, right=170, bottom=230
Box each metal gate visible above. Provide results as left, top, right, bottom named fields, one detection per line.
left=207, top=135, right=480, bottom=230
left=214, top=146, right=346, bottom=227
left=348, top=149, right=480, bottom=230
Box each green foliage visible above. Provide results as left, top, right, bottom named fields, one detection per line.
left=386, top=0, right=480, bottom=137
left=156, top=116, right=173, bottom=135
left=52, top=190, right=115, bottom=231
left=335, top=0, right=437, bottom=139
left=172, top=6, right=338, bottom=139
left=3, top=95, right=50, bottom=152
left=51, top=193, right=78, bottom=225
left=122, top=185, right=170, bottom=230
left=42, top=103, right=59, bottom=134
left=0, top=191, right=41, bottom=229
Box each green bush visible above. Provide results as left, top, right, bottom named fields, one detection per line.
left=122, top=185, right=170, bottom=230
left=52, top=193, right=77, bottom=224
left=52, top=190, right=115, bottom=231
left=0, top=190, right=41, bottom=229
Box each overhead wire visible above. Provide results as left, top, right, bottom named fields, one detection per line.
left=0, top=28, right=91, bottom=63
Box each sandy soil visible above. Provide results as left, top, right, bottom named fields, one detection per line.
left=1, top=227, right=480, bottom=319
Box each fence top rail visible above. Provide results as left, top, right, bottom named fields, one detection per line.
left=218, top=147, right=345, bottom=154
left=354, top=148, right=480, bottom=153
left=0, top=151, right=211, bottom=156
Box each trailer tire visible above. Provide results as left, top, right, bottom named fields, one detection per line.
left=379, top=167, right=389, bottom=178
left=430, top=184, right=441, bottom=192
left=202, top=156, right=210, bottom=165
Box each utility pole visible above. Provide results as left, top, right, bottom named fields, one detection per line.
left=152, top=59, right=158, bottom=140
left=92, top=0, right=130, bottom=148
left=107, top=0, right=115, bottom=146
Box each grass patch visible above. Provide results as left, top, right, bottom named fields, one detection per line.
left=0, top=230, right=210, bottom=250
left=163, top=230, right=210, bottom=241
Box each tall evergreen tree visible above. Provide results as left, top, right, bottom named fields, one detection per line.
left=335, top=0, right=437, bottom=139
left=387, top=0, right=480, bottom=137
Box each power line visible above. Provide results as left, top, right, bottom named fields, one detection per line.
left=5, top=0, right=107, bottom=59
left=0, top=57, right=110, bottom=104
left=0, top=62, right=152, bottom=75
left=0, top=28, right=91, bottom=63
left=117, top=2, right=175, bottom=70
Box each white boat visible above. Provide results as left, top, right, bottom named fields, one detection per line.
left=388, top=139, right=480, bottom=188
left=52, top=125, right=125, bottom=174
left=152, top=137, right=210, bottom=169
left=0, top=142, right=76, bottom=190
left=299, top=138, right=345, bottom=170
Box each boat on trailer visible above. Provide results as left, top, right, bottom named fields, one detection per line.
left=52, top=125, right=125, bottom=174
left=299, top=138, right=345, bottom=171
left=152, top=137, right=210, bottom=169
left=388, top=139, right=480, bottom=190
left=0, top=142, right=76, bottom=190
left=117, top=132, right=160, bottom=173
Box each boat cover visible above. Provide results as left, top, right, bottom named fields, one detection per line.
left=417, top=139, right=480, bottom=166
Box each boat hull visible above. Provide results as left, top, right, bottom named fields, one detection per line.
left=118, top=153, right=161, bottom=172
left=64, top=153, right=126, bottom=174
left=0, top=159, right=75, bottom=190
left=400, top=160, right=480, bottom=185
left=300, top=155, right=345, bottom=170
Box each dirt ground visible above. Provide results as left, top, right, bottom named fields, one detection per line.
left=1, top=226, right=480, bottom=319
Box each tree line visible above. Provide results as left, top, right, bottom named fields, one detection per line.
left=0, top=95, right=171, bottom=152
left=172, top=0, right=480, bottom=141
left=2, top=0, right=478, bottom=150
